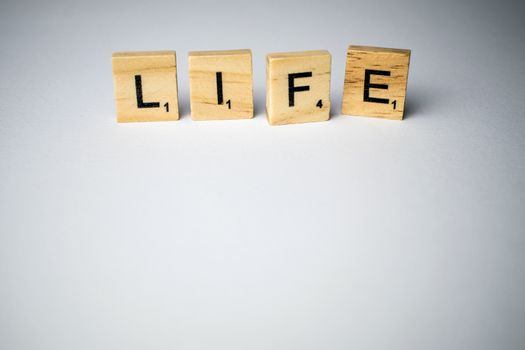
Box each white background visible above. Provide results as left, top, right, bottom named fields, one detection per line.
left=1, top=0, right=524, bottom=349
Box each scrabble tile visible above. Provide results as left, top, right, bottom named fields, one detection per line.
left=341, top=45, right=411, bottom=120
left=266, top=50, right=331, bottom=125
left=112, top=51, right=179, bottom=122
left=188, top=49, right=253, bottom=120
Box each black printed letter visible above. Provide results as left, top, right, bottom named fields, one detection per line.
left=288, top=72, right=312, bottom=107
left=135, top=75, right=160, bottom=108
left=216, top=72, right=224, bottom=105
left=363, top=69, right=390, bottom=104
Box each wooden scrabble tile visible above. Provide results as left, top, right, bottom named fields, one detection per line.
left=188, top=49, right=253, bottom=120
left=266, top=50, right=331, bottom=125
left=112, top=51, right=179, bottom=122
left=342, top=45, right=411, bottom=120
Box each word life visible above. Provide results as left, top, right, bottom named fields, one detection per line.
left=112, top=45, right=411, bottom=125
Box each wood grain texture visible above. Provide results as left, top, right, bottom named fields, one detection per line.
left=342, top=45, right=411, bottom=120
left=188, top=49, right=253, bottom=120
left=266, top=50, right=331, bottom=126
left=112, top=51, right=179, bottom=122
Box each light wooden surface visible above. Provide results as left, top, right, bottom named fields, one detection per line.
left=188, top=49, right=253, bottom=120
left=112, top=51, right=179, bottom=122
left=266, top=50, right=331, bottom=125
left=342, top=45, right=410, bottom=120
